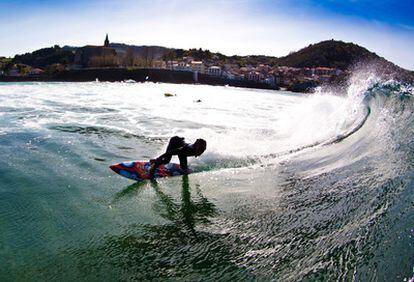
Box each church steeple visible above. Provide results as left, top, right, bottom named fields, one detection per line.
left=104, top=34, right=109, bottom=47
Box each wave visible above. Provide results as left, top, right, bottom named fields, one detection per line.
left=212, top=71, right=414, bottom=280
left=202, top=71, right=413, bottom=174
left=30, top=76, right=414, bottom=176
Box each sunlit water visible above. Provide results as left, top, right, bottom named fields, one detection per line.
left=0, top=79, right=413, bottom=281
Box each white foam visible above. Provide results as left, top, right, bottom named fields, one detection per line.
left=0, top=82, right=365, bottom=161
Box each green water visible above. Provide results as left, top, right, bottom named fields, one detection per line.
left=1, top=82, right=413, bottom=281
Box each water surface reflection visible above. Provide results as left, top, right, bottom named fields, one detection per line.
left=68, top=176, right=252, bottom=281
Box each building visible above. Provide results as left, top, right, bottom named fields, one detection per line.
left=318, top=75, right=331, bottom=82
left=302, top=67, right=313, bottom=77
left=190, top=61, right=205, bottom=74
left=174, top=61, right=191, bottom=71
left=248, top=71, right=264, bottom=82
left=74, top=34, right=118, bottom=68
left=28, top=68, right=44, bottom=76
left=8, top=66, right=20, bottom=76
left=208, top=66, right=222, bottom=76
left=264, top=75, right=275, bottom=85
left=335, top=69, right=343, bottom=76
left=166, top=60, right=178, bottom=70
left=257, top=64, right=272, bottom=74
left=314, top=67, right=336, bottom=76
left=104, top=33, right=109, bottom=47
left=152, top=60, right=167, bottom=69
left=182, top=56, right=194, bottom=63
left=223, top=71, right=237, bottom=80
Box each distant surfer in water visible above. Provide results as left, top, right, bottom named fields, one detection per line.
left=149, top=136, right=207, bottom=177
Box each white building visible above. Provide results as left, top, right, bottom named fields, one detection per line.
left=28, top=68, right=44, bottom=76
left=183, top=56, right=194, bottom=63
left=174, top=61, right=191, bottom=71
left=223, top=71, right=236, bottom=80
left=335, top=69, right=343, bottom=76
left=248, top=71, right=264, bottom=82
left=208, top=66, right=222, bottom=76
left=166, top=60, right=178, bottom=70
left=264, top=76, right=275, bottom=85
left=190, top=61, right=205, bottom=74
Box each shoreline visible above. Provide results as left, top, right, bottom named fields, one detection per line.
left=0, top=68, right=280, bottom=91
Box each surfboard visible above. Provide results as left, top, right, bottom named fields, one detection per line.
left=109, top=161, right=190, bottom=181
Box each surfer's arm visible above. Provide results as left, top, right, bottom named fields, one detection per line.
left=150, top=147, right=183, bottom=178
left=178, top=154, right=188, bottom=171
left=152, top=147, right=184, bottom=165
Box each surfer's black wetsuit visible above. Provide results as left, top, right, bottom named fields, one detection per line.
left=151, top=136, right=197, bottom=171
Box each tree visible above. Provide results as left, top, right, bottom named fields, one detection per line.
left=11, top=45, right=74, bottom=68
left=0, top=57, right=12, bottom=71
left=143, top=46, right=154, bottom=68
left=45, top=63, right=65, bottom=75
left=124, top=47, right=135, bottom=67
left=89, top=55, right=118, bottom=67
left=16, top=64, right=32, bottom=75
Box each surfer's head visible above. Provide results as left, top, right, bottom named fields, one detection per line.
left=194, top=139, right=207, bottom=157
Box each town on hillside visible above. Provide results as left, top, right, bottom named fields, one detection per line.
left=0, top=34, right=350, bottom=90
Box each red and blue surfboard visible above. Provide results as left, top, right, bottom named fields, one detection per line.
left=109, top=161, right=190, bottom=181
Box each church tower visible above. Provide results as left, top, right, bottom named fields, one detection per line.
left=104, top=34, right=109, bottom=47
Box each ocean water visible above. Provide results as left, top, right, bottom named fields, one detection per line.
left=0, top=75, right=413, bottom=281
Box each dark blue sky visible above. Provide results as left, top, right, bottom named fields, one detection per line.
left=276, top=0, right=414, bottom=27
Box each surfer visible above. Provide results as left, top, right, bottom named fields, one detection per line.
left=149, top=136, right=207, bottom=177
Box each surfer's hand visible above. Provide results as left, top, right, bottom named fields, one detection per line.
left=149, top=164, right=156, bottom=178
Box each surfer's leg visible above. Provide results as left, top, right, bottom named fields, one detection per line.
left=150, top=137, right=183, bottom=178
left=167, top=136, right=185, bottom=151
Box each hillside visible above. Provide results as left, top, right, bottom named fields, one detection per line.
left=11, top=45, right=74, bottom=68
left=276, top=40, right=379, bottom=70
left=109, top=43, right=172, bottom=60
left=3, top=40, right=413, bottom=82
left=275, top=40, right=413, bottom=81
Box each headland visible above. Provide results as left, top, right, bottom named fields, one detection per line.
left=1, top=36, right=413, bottom=92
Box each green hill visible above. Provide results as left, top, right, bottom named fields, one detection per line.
left=11, top=45, right=74, bottom=68
left=109, top=43, right=171, bottom=60
left=276, top=40, right=380, bottom=70
left=274, top=40, right=413, bottom=81
left=4, top=40, right=413, bottom=81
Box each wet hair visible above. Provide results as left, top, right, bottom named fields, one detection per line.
left=194, top=138, right=207, bottom=156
